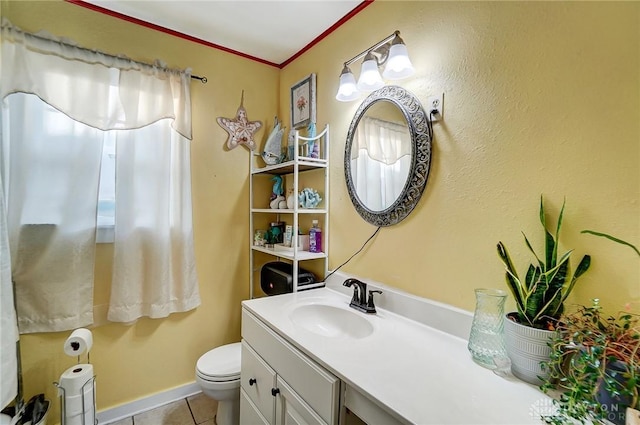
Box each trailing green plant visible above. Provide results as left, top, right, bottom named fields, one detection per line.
left=540, top=234, right=639, bottom=424
left=540, top=299, right=640, bottom=424
left=497, top=196, right=591, bottom=329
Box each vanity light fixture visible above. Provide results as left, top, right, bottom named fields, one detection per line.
left=335, top=30, right=414, bottom=102
left=356, top=51, right=385, bottom=92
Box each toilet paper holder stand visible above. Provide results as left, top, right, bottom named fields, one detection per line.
left=53, top=374, right=97, bottom=425
left=55, top=328, right=96, bottom=424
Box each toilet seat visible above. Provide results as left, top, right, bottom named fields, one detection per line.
left=196, top=342, right=241, bottom=382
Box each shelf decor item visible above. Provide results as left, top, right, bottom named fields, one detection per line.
left=217, top=90, right=262, bottom=151
left=269, top=176, right=286, bottom=209
left=298, top=188, right=321, bottom=209
left=290, top=74, right=316, bottom=129
left=253, top=230, right=266, bottom=247
left=286, top=189, right=295, bottom=210
left=270, top=176, right=283, bottom=200
left=497, top=196, right=591, bottom=385
left=306, top=122, right=319, bottom=159
left=261, top=116, right=285, bottom=165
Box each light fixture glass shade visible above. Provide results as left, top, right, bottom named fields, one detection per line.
left=356, top=53, right=384, bottom=92
left=382, top=38, right=415, bottom=80
left=335, top=66, right=359, bottom=102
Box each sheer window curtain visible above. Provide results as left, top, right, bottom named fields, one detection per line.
left=1, top=20, right=200, bottom=332
left=352, top=116, right=412, bottom=210
left=2, top=94, right=104, bottom=332
left=0, top=174, right=18, bottom=409
left=109, top=121, right=200, bottom=322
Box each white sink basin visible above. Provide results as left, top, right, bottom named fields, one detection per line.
left=289, top=303, right=374, bottom=339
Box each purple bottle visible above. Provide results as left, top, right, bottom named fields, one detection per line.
left=308, top=220, right=322, bottom=253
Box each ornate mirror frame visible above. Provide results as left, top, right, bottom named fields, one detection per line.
left=344, top=86, right=432, bottom=227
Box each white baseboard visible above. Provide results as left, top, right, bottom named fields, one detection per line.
left=97, top=382, right=201, bottom=424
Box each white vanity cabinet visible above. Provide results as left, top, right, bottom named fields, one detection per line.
left=240, top=308, right=340, bottom=425
left=241, top=282, right=550, bottom=425
left=240, top=341, right=276, bottom=424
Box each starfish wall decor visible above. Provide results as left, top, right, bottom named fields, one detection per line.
left=217, top=91, right=262, bottom=151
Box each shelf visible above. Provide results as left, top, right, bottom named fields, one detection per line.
left=251, top=158, right=328, bottom=175
left=249, top=124, right=329, bottom=299
left=251, top=208, right=328, bottom=214
left=297, top=281, right=326, bottom=290
left=252, top=245, right=327, bottom=261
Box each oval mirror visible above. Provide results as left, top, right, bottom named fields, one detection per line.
left=344, top=86, right=432, bottom=226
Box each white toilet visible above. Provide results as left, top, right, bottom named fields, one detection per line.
left=195, top=342, right=242, bottom=425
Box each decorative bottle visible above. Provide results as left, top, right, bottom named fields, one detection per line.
left=467, top=288, right=508, bottom=369
left=308, top=220, right=322, bottom=253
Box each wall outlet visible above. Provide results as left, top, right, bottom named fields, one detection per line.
left=426, top=94, right=443, bottom=121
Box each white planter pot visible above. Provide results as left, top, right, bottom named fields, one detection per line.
left=503, top=313, right=556, bottom=385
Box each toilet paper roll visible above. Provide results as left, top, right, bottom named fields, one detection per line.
left=58, top=364, right=94, bottom=397
left=64, top=328, right=93, bottom=357
left=64, top=384, right=94, bottom=416
left=58, top=364, right=95, bottom=425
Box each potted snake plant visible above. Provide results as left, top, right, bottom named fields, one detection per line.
left=540, top=232, right=639, bottom=425
left=497, top=196, right=591, bottom=385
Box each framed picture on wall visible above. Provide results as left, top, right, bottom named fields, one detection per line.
left=290, top=73, right=316, bottom=129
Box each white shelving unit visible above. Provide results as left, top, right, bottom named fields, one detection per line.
left=249, top=124, right=329, bottom=299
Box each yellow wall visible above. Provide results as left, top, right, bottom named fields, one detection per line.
left=2, top=0, right=279, bottom=420
left=280, top=0, right=639, bottom=315
left=2, top=0, right=639, bottom=421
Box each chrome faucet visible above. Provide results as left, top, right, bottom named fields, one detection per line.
left=343, top=278, right=382, bottom=314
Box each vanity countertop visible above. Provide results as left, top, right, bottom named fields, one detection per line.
left=242, top=281, right=550, bottom=424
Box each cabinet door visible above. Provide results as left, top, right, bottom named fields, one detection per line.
left=241, top=340, right=277, bottom=423
left=243, top=310, right=339, bottom=424
left=241, top=388, right=270, bottom=425
left=275, top=377, right=327, bottom=425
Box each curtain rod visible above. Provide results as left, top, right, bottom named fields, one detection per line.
left=2, top=19, right=207, bottom=84
left=191, top=75, right=207, bottom=84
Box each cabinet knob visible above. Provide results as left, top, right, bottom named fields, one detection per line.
left=249, top=378, right=257, bottom=386
left=271, top=387, right=280, bottom=397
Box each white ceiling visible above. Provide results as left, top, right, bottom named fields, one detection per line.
left=83, top=0, right=364, bottom=66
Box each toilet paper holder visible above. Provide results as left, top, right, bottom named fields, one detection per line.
left=64, top=328, right=93, bottom=364
left=55, top=328, right=97, bottom=424
left=54, top=373, right=97, bottom=425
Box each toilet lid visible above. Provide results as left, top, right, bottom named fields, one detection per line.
left=196, top=342, right=241, bottom=380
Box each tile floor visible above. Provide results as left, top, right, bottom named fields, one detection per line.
left=109, top=393, right=218, bottom=425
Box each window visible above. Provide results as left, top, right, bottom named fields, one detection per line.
left=2, top=21, right=199, bottom=329
left=96, top=131, right=116, bottom=243
left=34, top=100, right=117, bottom=243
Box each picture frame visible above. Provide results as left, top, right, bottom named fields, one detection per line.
left=290, top=73, right=316, bottom=129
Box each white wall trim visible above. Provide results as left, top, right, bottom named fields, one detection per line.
left=97, top=382, right=201, bottom=424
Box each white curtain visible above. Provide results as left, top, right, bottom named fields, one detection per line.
left=351, top=117, right=411, bottom=211
left=108, top=120, right=200, bottom=322
left=0, top=174, right=18, bottom=409
left=2, top=94, right=104, bottom=333
left=0, top=19, right=192, bottom=139
left=1, top=20, right=199, bottom=331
